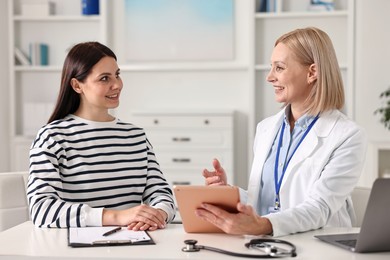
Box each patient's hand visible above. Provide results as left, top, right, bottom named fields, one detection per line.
left=103, top=205, right=167, bottom=230
left=127, top=209, right=167, bottom=231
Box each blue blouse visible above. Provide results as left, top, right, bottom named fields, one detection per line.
left=258, top=107, right=317, bottom=215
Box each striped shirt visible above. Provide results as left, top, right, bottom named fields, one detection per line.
left=27, top=114, right=176, bottom=228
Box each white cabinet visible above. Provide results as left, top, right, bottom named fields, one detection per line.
left=8, top=0, right=107, bottom=170
left=130, top=111, right=235, bottom=187
left=249, top=0, right=355, bottom=141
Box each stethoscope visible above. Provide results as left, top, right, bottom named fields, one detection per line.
left=182, top=238, right=297, bottom=258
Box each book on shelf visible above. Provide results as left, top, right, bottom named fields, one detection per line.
left=14, top=47, right=31, bottom=66
left=40, top=44, right=49, bottom=65
left=29, top=42, right=49, bottom=66
left=82, top=0, right=100, bottom=15
left=308, top=0, right=335, bottom=11
left=258, top=0, right=277, bottom=13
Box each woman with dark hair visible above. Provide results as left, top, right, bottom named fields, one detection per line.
left=27, top=42, right=175, bottom=231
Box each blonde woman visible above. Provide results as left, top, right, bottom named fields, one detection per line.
left=199, top=27, right=367, bottom=237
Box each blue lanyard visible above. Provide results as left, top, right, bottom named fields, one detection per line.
left=273, top=115, right=319, bottom=210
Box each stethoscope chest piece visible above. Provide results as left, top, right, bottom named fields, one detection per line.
left=182, top=239, right=201, bottom=252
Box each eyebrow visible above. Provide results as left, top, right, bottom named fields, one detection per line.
left=272, top=61, right=286, bottom=65
left=97, top=68, right=120, bottom=77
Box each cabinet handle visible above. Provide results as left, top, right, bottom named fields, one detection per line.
left=172, top=181, right=191, bottom=186
left=172, top=137, right=191, bottom=142
left=172, top=158, right=191, bottom=163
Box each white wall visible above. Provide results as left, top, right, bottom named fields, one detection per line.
left=355, top=0, right=390, bottom=185
left=0, top=0, right=9, bottom=172
left=355, top=0, right=390, bottom=141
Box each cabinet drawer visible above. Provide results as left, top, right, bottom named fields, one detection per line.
left=164, top=171, right=204, bottom=187
left=132, top=115, right=233, bottom=128
left=163, top=167, right=233, bottom=187
left=163, top=167, right=234, bottom=187
left=147, top=130, right=232, bottom=148
left=156, top=150, right=232, bottom=169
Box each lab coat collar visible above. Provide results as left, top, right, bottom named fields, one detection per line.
left=312, top=109, right=340, bottom=138
left=280, top=109, right=340, bottom=190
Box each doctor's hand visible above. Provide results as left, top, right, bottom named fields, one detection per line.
left=202, top=158, right=228, bottom=186
left=103, top=205, right=167, bottom=231
left=195, top=202, right=273, bottom=235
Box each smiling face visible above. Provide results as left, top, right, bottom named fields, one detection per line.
left=71, top=56, right=123, bottom=121
left=266, top=43, right=315, bottom=118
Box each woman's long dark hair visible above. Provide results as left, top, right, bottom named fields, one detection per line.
left=47, top=42, right=117, bottom=124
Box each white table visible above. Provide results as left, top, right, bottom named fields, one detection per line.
left=0, top=221, right=389, bottom=259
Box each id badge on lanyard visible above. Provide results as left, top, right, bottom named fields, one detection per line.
left=269, top=193, right=281, bottom=213
left=273, top=115, right=319, bottom=211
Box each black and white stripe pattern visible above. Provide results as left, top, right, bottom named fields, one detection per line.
left=27, top=115, right=175, bottom=228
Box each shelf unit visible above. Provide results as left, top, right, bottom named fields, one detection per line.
left=8, top=0, right=108, bottom=171
left=248, top=0, right=355, bottom=145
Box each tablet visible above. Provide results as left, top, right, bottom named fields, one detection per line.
left=173, top=185, right=240, bottom=233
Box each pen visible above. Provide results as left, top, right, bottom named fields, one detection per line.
left=102, top=227, right=122, bottom=237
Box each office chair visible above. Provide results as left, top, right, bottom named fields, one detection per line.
left=351, top=186, right=371, bottom=227
left=0, top=172, right=29, bottom=232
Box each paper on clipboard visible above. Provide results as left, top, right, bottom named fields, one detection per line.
left=68, top=226, right=154, bottom=247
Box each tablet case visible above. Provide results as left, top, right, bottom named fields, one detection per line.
left=174, top=185, right=240, bottom=233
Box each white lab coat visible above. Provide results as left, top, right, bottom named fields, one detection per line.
left=245, top=109, right=367, bottom=237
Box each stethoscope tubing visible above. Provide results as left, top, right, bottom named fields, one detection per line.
left=182, top=238, right=297, bottom=258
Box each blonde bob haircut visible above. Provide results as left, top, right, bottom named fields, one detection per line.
left=275, top=27, right=345, bottom=115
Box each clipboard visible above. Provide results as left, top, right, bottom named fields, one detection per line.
left=68, top=226, right=155, bottom=247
